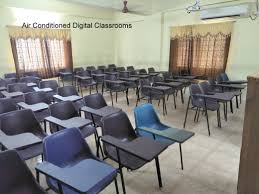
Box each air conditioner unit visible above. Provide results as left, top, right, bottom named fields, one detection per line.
left=200, top=3, right=253, bottom=20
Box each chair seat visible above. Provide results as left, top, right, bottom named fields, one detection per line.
left=17, top=143, right=43, bottom=160
left=193, top=98, right=220, bottom=111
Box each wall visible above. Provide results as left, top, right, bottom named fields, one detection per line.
left=114, top=1, right=259, bottom=79
left=0, top=0, right=115, bottom=76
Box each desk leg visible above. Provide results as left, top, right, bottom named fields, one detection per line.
left=236, top=96, right=239, bottom=109
left=179, top=143, right=184, bottom=170
left=155, top=157, right=163, bottom=188
left=204, top=99, right=211, bottom=136
left=116, top=148, right=126, bottom=194
left=36, top=170, right=40, bottom=183
left=44, top=120, right=47, bottom=133
left=230, top=100, right=233, bottom=113
left=57, top=182, right=64, bottom=194
left=181, top=89, right=184, bottom=104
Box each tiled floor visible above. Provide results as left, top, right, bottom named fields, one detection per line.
left=27, top=86, right=245, bottom=194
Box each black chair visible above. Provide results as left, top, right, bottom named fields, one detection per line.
left=127, top=66, right=134, bottom=71
left=73, top=67, right=84, bottom=75
left=0, top=150, right=48, bottom=194
left=19, top=76, right=40, bottom=85
left=153, top=76, right=177, bottom=108
left=57, top=86, right=85, bottom=111
left=162, top=72, right=173, bottom=81
left=98, top=65, right=106, bottom=72
left=7, top=83, right=31, bottom=93
left=4, top=72, right=17, bottom=79
left=139, top=69, right=148, bottom=75
left=92, top=69, right=105, bottom=93
left=7, top=83, right=32, bottom=102
left=77, top=70, right=98, bottom=95
left=200, top=81, right=222, bottom=94
left=105, top=74, right=129, bottom=106
left=0, top=109, right=47, bottom=160
left=101, top=111, right=168, bottom=194
left=148, top=67, right=155, bottom=73
left=39, top=80, right=59, bottom=101
left=183, top=84, right=221, bottom=136
left=86, top=66, right=96, bottom=75
left=48, top=101, right=97, bottom=138
left=23, top=91, right=51, bottom=122
left=0, top=79, right=7, bottom=96
left=23, top=71, right=41, bottom=78
left=137, top=79, right=166, bottom=109
left=83, top=93, right=108, bottom=127
left=0, top=98, right=17, bottom=115
left=116, top=67, right=126, bottom=72
left=58, top=68, right=73, bottom=86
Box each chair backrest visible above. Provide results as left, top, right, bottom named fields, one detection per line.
left=43, top=128, right=93, bottom=168
left=0, top=98, right=17, bottom=114
left=4, top=73, right=17, bottom=79
left=134, top=104, right=161, bottom=128
left=153, top=76, right=163, bottom=83
left=23, top=71, right=40, bottom=78
left=78, top=70, right=90, bottom=77
left=57, top=86, right=78, bottom=97
left=127, top=66, right=134, bottom=71
left=86, top=66, right=96, bottom=70
left=119, top=71, right=130, bottom=78
left=140, top=78, right=151, bottom=86
left=59, top=68, right=71, bottom=73
left=19, top=76, right=39, bottom=84
left=108, top=64, right=116, bottom=68
left=0, top=79, right=7, bottom=87
left=84, top=93, right=107, bottom=109
left=116, top=67, right=125, bottom=72
left=148, top=67, right=155, bottom=73
left=49, top=101, right=78, bottom=120
left=189, top=84, right=203, bottom=106
left=139, top=69, right=147, bottom=74
left=39, top=80, right=59, bottom=91
left=101, top=111, right=137, bottom=140
left=98, top=65, right=106, bottom=70
left=24, top=91, right=51, bottom=105
left=199, top=81, right=212, bottom=94
left=220, top=73, right=229, bottom=81
left=73, top=67, right=84, bottom=75
left=93, top=69, right=104, bottom=74
left=208, top=78, right=216, bottom=85
left=216, top=74, right=223, bottom=83
left=0, top=150, right=47, bottom=194
left=105, top=74, right=117, bottom=81
left=7, top=83, right=30, bottom=93
left=162, top=72, right=172, bottom=79
left=0, top=109, right=43, bottom=135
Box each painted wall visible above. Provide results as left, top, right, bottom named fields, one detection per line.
left=0, top=0, right=115, bottom=76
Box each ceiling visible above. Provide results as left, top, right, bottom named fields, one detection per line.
left=57, top=0, right=189, bottom=14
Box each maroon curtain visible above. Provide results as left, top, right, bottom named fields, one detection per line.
left=10, top=37, right=73, bottom=79
left=169, top=33, right=231, bottom=78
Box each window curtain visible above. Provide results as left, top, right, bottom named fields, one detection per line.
left=169, top=22, right=233, bottom=78
left=8, top=26, right=73, bottom=79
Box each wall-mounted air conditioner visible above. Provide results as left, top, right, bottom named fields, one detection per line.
left=200, top=3, right=253, bottom=20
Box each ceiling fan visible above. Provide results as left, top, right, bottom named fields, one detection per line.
left=121, top=0, right=149, bottom=16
